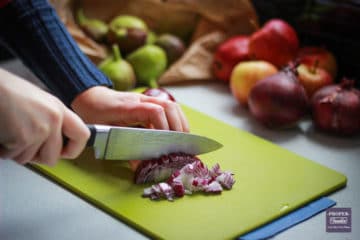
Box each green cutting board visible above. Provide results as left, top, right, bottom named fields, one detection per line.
left=32, top=105, right=346, bottom=240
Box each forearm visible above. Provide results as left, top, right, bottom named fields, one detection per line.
left=0, top=0, right=112, bottom=106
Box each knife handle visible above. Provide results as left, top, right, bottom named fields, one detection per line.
left=62, top=124, right=97, bottom=148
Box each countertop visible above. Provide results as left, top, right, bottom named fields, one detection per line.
left=1, top=60, right=359, bottom=240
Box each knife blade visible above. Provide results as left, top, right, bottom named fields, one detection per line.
left=85, top=124, right=222, bottom=160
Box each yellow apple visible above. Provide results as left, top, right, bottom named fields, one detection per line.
left=230, top=60, right=278, bottom=106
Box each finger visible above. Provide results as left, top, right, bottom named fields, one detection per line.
left=0, top=144, right=27, bottom=162
left=142, top=97, right=187, bottom=131
left=163, top=102, right=183, bottom=131
left=36, top=123, right=62, bottom=166
left=175, top=103, right=190, bottom=132
left=13, top=143, right=43, bottom=165
left=61, top=109, right=90, bottom=159
left=138, top=103, right=169, bottom=130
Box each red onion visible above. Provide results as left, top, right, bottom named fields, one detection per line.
left=311, top=78, right=360, bottom=135
left=248, top=65, right=309, bottom=128
left=142, top=87, right=176, bottom=102
left=134, top=153, right=199, bottom=184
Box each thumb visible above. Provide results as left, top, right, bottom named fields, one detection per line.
left=61, top=108, right=90, bottom=159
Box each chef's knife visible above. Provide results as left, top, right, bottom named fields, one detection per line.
left=83, top=124, right=222, bottom=160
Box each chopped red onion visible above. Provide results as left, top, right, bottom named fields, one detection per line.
left=142, top=160, right=235, bottom=201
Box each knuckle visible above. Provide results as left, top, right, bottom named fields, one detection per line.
left=151, top=105, right=165, bottom=116
left=16, top=130, right=29, bottom=147
left=47, top=107, right=62, bottom=126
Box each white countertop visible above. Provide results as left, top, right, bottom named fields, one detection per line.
left=1, top=60, right=359, bottom=240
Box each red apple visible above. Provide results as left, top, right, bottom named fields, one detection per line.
left=297, top=46, right=338, bottom=78
left=297, top=63, right=333, bottom=97
left=230, top=60, right=278, bottom=106
left=249, top=19, right=299, bottom=68
left=212, top=36, right=250, bottom=82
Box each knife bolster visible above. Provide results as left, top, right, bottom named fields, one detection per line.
left=90, top=125, right=111, bottom=159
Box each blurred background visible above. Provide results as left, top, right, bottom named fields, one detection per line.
left=1, top=0, right=359, bottom=86
left=252, top=0, right=360, bottom=86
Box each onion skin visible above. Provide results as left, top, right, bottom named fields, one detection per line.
left=142, top=87, right=176, bottom=102
left=311, top=79, right=360, bottom=136
left=248, top=66, right=309, bottom=128
left=134, top=153, right=199, bottom=184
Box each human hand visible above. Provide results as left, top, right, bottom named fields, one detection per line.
left=71, top=86, right=189, bottom=132
left=0, top=69, right=90, bottom=166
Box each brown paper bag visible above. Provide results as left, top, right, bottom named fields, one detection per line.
left=51, top=0, right=259, bottom=84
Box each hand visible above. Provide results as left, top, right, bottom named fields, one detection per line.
left=71, top=86, right=189, bottom=132
left=0, top=69, right=90, bottom=166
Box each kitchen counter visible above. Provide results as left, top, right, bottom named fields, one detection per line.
left=1, top=60, right=359, bottom=240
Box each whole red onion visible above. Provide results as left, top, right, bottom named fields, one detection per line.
left=311, top=78, right=360, bottom=135
left=142, top=87, right=176, bottom=102
left=248, top=65, right=309, bottom=128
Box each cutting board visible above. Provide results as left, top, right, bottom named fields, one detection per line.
left=31, top=105, right=346, bottom=240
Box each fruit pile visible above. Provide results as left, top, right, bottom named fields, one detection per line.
left=213, top=19, right=360, bottom=136
left=77, top=10, right=186, bottom=91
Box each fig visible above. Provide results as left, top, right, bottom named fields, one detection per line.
left=77, top=9, right=109, bottom=42
left=126, top=45, right=167, bottom=88
left=108, top=28, right=148, bottom=55
left=154, top=34, right=186, bottom=65
left=98, top=45, right=136, bottom=91
left=108, top=15, right=148, bottom=55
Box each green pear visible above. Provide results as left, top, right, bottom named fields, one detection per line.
left=109, top=15, right=148, bottom=31
left=126, top=45, right=167, bottom=88
left=146, top=31, right=158, bottom=45
left=77, top=9, right=108, bottom=42
left=99, top=45, right=136, bottom=91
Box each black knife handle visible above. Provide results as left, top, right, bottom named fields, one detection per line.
left=62, top=124, right=97, bottom=148
left=86, top=124, right=97, bottom=147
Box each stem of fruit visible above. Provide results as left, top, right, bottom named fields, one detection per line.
left=311, top=59, right=319, bottom=74
left=77, top=9, right=87, bottom=26
left=148, top=78, right=159, bottom=88
left=112, top=44, right=122, bottom=61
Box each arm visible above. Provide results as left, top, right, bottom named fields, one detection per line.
left=0, top=0, right=113, bottom=107
left=0, top=0, right=189, bottom=132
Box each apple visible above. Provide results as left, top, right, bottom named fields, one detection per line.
left=297, top=46, right=338, bottom=78
left=249, top=19, right=299, bottom=68
left=212, top=36, right=250, bottom=82
left=230, top=60, right=278, bottom=106
left=297, top=63, right=333, bottom=97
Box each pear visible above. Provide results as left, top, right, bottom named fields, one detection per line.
left=126, top=45, right=167, bottom=88
left=77, top=9, right=108, bottom=42
left=108, top=15, right=148, bottom=55
left=155, top=34, right=186, bottom=65
left=109, top=15, right=148, bottom=31
left=146, top=31, right=158, bottom=45
left=99, top=45, right=136, bottom=91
